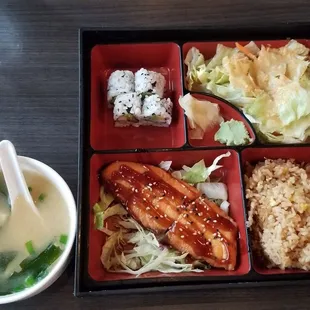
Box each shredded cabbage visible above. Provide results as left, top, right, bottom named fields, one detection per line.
left=171, top=170, right=185, bottom=180
left=99, top=186, right=114, bottom=211
left=93, top=188, right=127, bottom=230
left=100, top=231, right=123, bottom=270
left=185, top=40, right=310, bottom=143
left=99, top=227, right=114, bottom=236
left=220, top=200, right=230, bottom=214
left=117, top=219, right=203, bottom=276
left=196, top=182, right=228, bottom=201
left=101, top=218, right=203, bottom=276
left=94, top=212, right=104, bottom=229
left=182, top=152, right=231, bottom=184
left=102, top=204, right=127, bottom=222
left=159, top=161, right=172, bottom=171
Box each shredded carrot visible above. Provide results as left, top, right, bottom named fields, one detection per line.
left=235, top=42, right=256, bottom=60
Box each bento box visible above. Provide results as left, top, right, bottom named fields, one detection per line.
left=76, top=26, right=310, bottom=296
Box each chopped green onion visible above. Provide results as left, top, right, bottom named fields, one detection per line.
left=23, top=243, right=62, bottom=270
left=24, top=275, right=35, bottom=288
left=59, top=234, right=68, bottom=245
left=12, top=285, right=24, bottom=293
left=94, top=212, right=104, bottom=229
left=19, top=243, right=61, bottom=271
left=36, top=268, right=48, bottom=282
left=93, top=203, right=102, bottom=213
left=38, top=193, right=46, bottom=202
left=28, top=186, right=33, bottom=192
left=19, top=256, right=34, bottom=270
left=1, top=244, right=62, bottom=295
left=25, top=240, right=35, bottom=255
left=18, top=243, right=62, bottom=275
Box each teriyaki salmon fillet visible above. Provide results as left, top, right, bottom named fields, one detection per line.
left=101, top=161, right=238, bottom=270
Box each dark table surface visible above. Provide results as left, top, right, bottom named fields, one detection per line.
left=1, top=0, right=310, bottom=309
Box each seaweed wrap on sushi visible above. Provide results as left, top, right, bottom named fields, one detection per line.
left=107, top=70, right=135, bottom=105
left=113, top=92, right=142, bottom=127
left=141, top=94, right=172, bottom=127
left=135, top=68, right=166, bottom=98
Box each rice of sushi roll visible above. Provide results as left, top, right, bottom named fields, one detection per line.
left=141, top=94, right=173, bottom=127
left=135, top=68, right=166, bottom=98
left=107, top=70, right=135, bottom=106
left=113, top=92, right=142, bottom=127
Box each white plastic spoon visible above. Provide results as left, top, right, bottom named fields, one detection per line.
left=0, top=140, right=49, bottom=252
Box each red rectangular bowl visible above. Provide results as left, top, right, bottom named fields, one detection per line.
left=88, top=149, right=250, bottom=282
left=241, top=146, right=310, bottom=275
left=90, top=43, right=185, bottom=151
left=182, top=39, right=310, bottom=91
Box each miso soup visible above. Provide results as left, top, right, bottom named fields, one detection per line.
left=0, top=170, right=69, bottom=295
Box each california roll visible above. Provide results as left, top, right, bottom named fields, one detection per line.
left=113, top=92, right=142, bottom=127
left=141, top=94, right=173, bottom=127
left=107, top=70, right=135, bottom=105
left=135, top=68, right=166, bottom=98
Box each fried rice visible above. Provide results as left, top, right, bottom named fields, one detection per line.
left=245, top=158, right=310, bottom=270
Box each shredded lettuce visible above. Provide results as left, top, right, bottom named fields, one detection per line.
left=182, top=152, right=231, bottom=184
left=184, top=47, right=205, bottom=90
left=185, top=40, right=310, bottom=143
left=205, top=44, right=237, bottom=71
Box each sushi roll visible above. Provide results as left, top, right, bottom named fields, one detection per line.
left=135, top=68, right=166, bottom=98
left=107, top=70, right=135, bottom=106
left=113, top=92, right=142, bottom=127
left=141, top=94, right=173, bottom=127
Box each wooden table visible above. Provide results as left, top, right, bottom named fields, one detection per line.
left=1, top=1, right=310, bottom=309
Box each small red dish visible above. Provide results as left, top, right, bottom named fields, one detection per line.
left=88, top=149, right=250, bottom=282
left=90, top=43, right=185, bottom=151
left=241, top=146, right=310, bottom=275
left=185, top=93, right=256, bottom=148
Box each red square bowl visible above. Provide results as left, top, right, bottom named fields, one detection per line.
left=185, top=93, right=256, bottom=148
left=88, top=149, right=250, bottom=282
left=241, top=146, right=310, bottom=275
left=90, top=43, right=185, bottom=151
